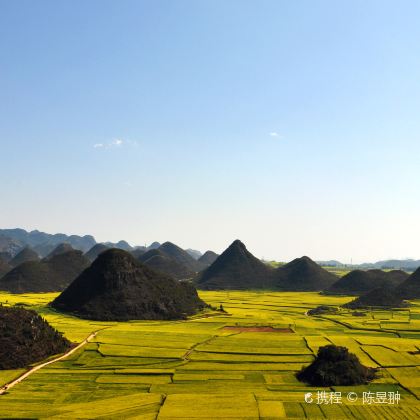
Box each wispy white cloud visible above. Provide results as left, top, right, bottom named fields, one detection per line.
left=112, top=139, right=123, bottom=147
left=93, top=138, right=138, bottom=150
left=269, top=132, right=280, bottom=137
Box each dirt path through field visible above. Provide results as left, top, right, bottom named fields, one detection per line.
left=183, top=335, right=217, bottom=360
left=0, top=327, right=108, bottom=396
left=0, top=312, right=226, bottom=395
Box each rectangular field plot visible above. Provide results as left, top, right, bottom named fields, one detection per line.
left=53, top=392, right=163, bottom=419
left=305, top=336, right=332, bottom=353
left=173, top=373, right=245, bottom=381
left=362, top=345, right=419, bottom=367
left=196, top=334, right=311, bottom=355
left=96, top=374, right=172, bottom=384
left=177, top=361, right=307, bottom=371
left=73, top=349, right=181, bottom=368
left=356, top=336, right=420, bottom=352
left=151, top=381, right=269, bottom=395
left=95, top=329, right=211, bottom=348
left=283, top=402, right=306, bottom=418
left=195, top=345, right=312, bottom=356
left=263, top=372, right=302, bottom=385
left=387, top=367, right=420, bottom=398
left=157, top=394, right=259, bottom=418
left=257, top=400, right=286, bottom=418
left=189, top=351, right=314, bottom=363
left=327, top=336, right=379, bottom=368
left=98, top=344, right=187, bottom=358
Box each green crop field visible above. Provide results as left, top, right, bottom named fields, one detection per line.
left=1, top=291, right=420, bottom=419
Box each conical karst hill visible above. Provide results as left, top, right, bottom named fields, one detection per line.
left=138, top=242, right=206, bottom=280
left=51, top=249, right=206, bottom=321
left=198, top=251, right=219, bottom=267
left=343, top=287, right=408, bottom=309
left=9, top=246, right=39, bottom=267
left=0, top=262, right=50, bottom=293
left=274, top=256, right=338, bottom=291
left=45, top=243, right=74, bottom=260
left=195, top=240, right=273, bottom=290
left=85, top=243, right=110, bottom=262
left=0, top=258, right=12, bottom=278
left=396, top=267, right=420, bottom=299
left=0, top=252, right=12, bottom=263
left=326, top=269, right=408, bottom=295
left=44, top=250, right=90, bottom=287
left=0, top=250, right=90, bottom=293
left=130, top=247, right=146, bottom=259
left=139, top=249, right=194, bottom=280
left=158, top=242, right=206, bottom=272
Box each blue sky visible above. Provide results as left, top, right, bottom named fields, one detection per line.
left=1, top=0, right=420, bottom=262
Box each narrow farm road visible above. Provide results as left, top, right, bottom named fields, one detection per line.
left=183, top=335, right=218, bottom=360
left=0, top=327, right=108, bottom=396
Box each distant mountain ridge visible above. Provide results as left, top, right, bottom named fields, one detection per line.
left=0, top=229, right=205, bottom=263
left=0, top=228, right=96, bottom=256
left=0, top=234, right=23, bottom=256
left=316, top=260, right=344, bottom=267
left=6, top=228, right=417, bottom=273
left=358, top=259, right=420, bottom=271
left=316, top=259, right=420, bottom=271
left=103, top=240, right=133, bottom=251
